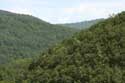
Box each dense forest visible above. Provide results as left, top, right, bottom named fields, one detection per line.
left=0, top=10, right=78, bottom=64
left=0, top=11, right=124, bottom=83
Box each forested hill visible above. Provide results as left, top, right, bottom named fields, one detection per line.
left=0, top=10, right=77, bottom=64
left=27, top=11, right=125, bottom=83
left=59, top=19, right=104, bottom=29
left=0, top=11, right=125, bottom=83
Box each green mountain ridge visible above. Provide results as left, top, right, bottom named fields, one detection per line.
left=0, top=10, right=77, bottom=64
left=59, top=19, right=104, bottom=29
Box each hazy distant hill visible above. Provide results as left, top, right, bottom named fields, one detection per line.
left=60, top=19, right=104, bottom=29
left=0, top=10, right=77, bottom=64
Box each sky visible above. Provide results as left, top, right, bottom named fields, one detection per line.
left=0, top=0, right=125, bottom=24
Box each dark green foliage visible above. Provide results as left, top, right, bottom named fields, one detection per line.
left=0, top=58, right=31, bottom=83
left=0, top=10, right=77, bottom=64
left=26, top=11, right=125, bottom=83
left=60, top=19, right=104, bottom=29
left=0, top=11, right=125, bottom=83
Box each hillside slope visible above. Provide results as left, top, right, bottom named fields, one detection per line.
left=0, top=10, right=77, bottom=63
left=26, top=12, right=125, bottom=83
left=60, top=19, right=104, bottom=29
left=0, top=11, right=125, bottom=83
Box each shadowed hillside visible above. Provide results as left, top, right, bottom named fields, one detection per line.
left=0, top=10, right=77, bottom=64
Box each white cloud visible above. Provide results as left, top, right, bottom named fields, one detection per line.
left=61, top=1, right=125, bottom=23
left=64, top=2, right=125, bottom=14
left=1, top=0, right=125, bottom=23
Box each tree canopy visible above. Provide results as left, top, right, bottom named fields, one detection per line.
left=0, top=11, right=125, bottom=83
